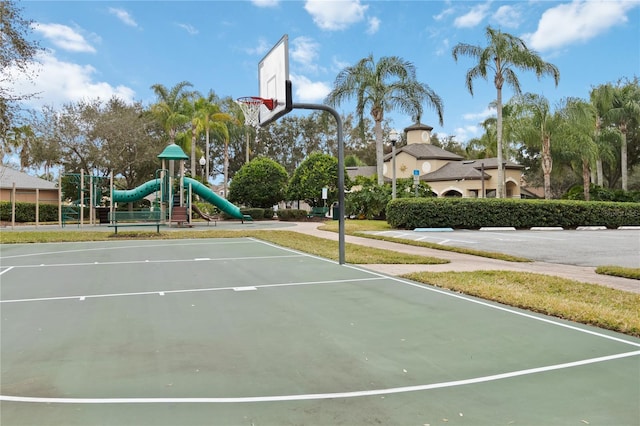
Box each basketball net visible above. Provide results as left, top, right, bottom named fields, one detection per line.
left=236, top=97, right=275, bottom=163
left=236, top=97, right=275, bottom=129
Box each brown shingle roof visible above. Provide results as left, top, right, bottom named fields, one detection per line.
left=383, top=144, right=463, bottom=161
left=421, top=161, right=489, bottom=182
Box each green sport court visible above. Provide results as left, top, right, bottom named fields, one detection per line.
left=1, top=238, right=639, bottom=425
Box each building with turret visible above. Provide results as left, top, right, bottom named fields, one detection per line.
left=350, top=121, right=524, bottom=198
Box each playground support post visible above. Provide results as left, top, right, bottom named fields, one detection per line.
left=188, top=183, right=192, bottom=225
left=58, top=175, right=62, bottom=227
left=89, top=174, right=93, bottom=225
left=80, top=169, right=84, bottom=228
left=110, top=171, right=114, bottom=224
left=35, top=188, right=39, bottom=227
left=11, top=182, right=15, bottom=229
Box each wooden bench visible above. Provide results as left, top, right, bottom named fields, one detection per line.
left=108, top=210, right=162, bottom=234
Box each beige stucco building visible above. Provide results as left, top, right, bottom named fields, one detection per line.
left=0, top=166, right=59, bottom=204
left=379, top=122, right=524, bottom=198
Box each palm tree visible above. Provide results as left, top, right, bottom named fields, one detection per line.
left=589, top=83, right=615, bottom=187
left=325, top=54, right=444, bottom=185
left=150, top=81, right=193, bottom=146
left=452, top=26, right=560, bottom=198
left=558, top=98, right=597, bottom=200
left=192, top=92, right=235, bottom=188
left=466, top=117, right=497, bottom=159
left=606, top=79, right=640, bottom=191
left=510, top=93, right=559, bottom=199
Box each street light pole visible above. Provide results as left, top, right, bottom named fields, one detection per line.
left=199, top=156, right=206, bottom=184
left=389, top=129, right=399, bottom=199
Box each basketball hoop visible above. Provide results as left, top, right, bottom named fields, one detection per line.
left=236, top=97, right=275, bottom=128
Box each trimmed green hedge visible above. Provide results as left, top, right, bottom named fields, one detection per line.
left=0, top=201, right=59, bottom=222
left=276, top=209, right=308, bottom=221
left=386, top=198, right=640, bottom=229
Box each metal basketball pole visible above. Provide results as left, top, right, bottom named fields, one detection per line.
left=292, top=103, right=345, bottom=265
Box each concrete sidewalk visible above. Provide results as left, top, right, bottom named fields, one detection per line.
left=291, top=222, right=640, bottom=294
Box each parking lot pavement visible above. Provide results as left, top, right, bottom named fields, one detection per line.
left=368, top=229, right=640, bottom=269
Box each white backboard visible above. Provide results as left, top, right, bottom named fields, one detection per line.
left=258, top=34, right=292, bottom=126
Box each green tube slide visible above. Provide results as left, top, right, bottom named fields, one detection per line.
left=112, top=177, right=249, bottom=221
left=183, top=177, right=250, bottom=221
left=112, top=179, right=161, bottom=203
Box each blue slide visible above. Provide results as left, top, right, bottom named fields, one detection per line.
left=112, top=177, right=249, bottom=221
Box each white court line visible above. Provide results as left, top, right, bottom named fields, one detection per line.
left=2, top=238, right=639, bottom=405
left=0, top=266, right=14, bottom=276
left=0, top=239, right=255, bottom=260
left=1, top=254, right=304, bottom=269
left=2, top=350, right=638, bottom=404
left=251, top=238, right=640, bottom=348
left=0, top=277, right=383, bottom=304
left=345, top=264, right=640, bottom=348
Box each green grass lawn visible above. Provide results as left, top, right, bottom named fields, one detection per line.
left=1, top=226, right=638, bottom=336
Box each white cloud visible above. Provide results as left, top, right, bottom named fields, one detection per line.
left=251, top=0, right=279, bottom=7
left=462, top=106, right=496, bottom=122
left=304, top=0, right=368, bottom=31
left=291, top=74, right=331, bottom=103
left=434, top=38, right=450, bottom=56
left=331, top=56, right=350, bottom=72
left=367, top=16, right=381, bottom=35
left=33, top=23, right=96, bottom=53
left=523, top=0, right=640, bottom=51
left=492, top=5, right=521, bottom=29
left=434, top=7, right=455, bottom=21
left=4, top=50, right=135, bottom=110
left=177, top=23, right=199, bottom=35
left=108, top=8, right=138, bottom=27
left=291, top=36, right=320, bottom=69
left=453, top=2, right=490, bottom=28
left=453, top=125, right=481, bottom=142
left=245, top=38, right=271, bottom=56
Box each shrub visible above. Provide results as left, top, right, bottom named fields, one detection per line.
left=240, top=208, right=265, bottom=220
left=386, top=198, right=640, bottom=229
left=0, top=201, right=59, bottom=222
left=276, top=209, right=308, bottom=221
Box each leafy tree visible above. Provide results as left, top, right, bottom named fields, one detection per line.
left=0, top=0, right=42, bottom=140
left=345, top=154, right=366, bottom=167
left=325, top=54, right=444, bottom=185
left=287, top=152, right=350, bottom=207
left=228, top=157, right=288, bottom=208
left=606, top=78, right=640, bottom=191
left=430, top=134, right=467, bottom=158
left=452, top=26, right=560, bottom=198
left=90, top=98, right=161, bottom=188
left=346, top=175, right=391, bottom=219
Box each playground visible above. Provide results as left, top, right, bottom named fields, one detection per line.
left=1, top=143, right=253, bottom=230
left=1, top=237, right=639, bottom=425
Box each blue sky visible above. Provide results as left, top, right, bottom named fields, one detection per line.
left=9, top=0, right=640, bottom=143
